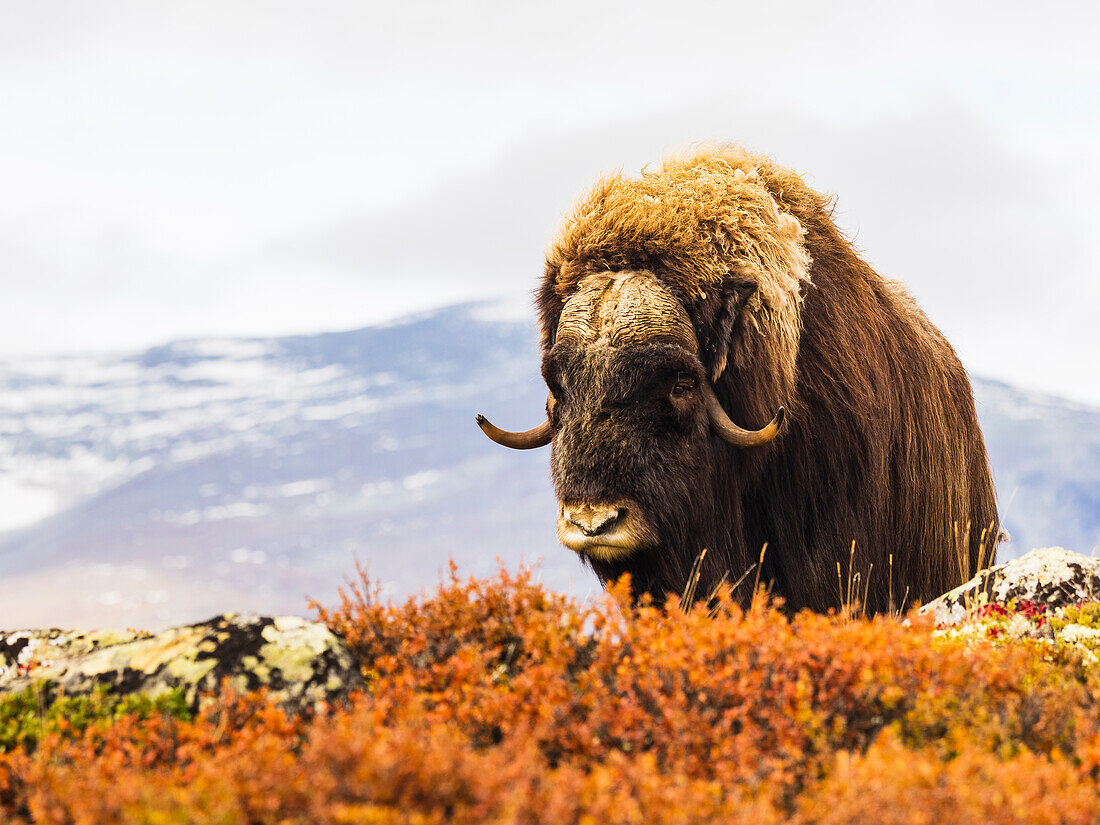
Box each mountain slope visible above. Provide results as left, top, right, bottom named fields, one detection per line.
left=0, top=302, right=1095, bottom=628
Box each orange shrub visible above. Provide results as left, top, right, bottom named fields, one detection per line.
left=1, top=563, right=1099, bottom=823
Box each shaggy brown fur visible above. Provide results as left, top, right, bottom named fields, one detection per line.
left=533, top=145, right=1000, bottom=614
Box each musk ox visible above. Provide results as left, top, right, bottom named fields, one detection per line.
left=477, top=145, right=1000, bottom=614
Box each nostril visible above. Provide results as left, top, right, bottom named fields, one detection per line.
left=596, top=508, right=622, bottom=534
left=568, top=507, right=622, bottom=537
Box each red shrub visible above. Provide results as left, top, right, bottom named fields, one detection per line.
left=2, top=563, right=1099, bottom=823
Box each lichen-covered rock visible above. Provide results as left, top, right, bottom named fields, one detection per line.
left=921, top=547, right=1100, bottom=627
left=919, top=547, right=1100, bottom=655
left=0, top=614, right=361, bottom=714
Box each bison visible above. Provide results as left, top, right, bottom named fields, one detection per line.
left=477, top=145, right=1000, bottom=614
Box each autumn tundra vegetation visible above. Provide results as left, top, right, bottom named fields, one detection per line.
left=0, top=562, right=1099, bottom=823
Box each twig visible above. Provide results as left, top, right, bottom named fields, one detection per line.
left=751, top=543, right=768, bottom=610
left=681, top=548, right=708, bottom=608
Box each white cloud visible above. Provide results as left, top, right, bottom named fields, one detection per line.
left=0, top=0, right=1097, bottom=401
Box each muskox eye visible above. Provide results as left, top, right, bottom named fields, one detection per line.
left=670, top=373, right=696, bottom=398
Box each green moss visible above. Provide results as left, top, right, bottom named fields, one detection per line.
left=0, top=682, right=192, bottom=754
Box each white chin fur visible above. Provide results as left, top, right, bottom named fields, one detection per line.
left=558, top=526, right=638, bottom=562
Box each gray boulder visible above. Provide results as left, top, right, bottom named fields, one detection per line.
left=921, top=547, right=1100, bottom=626
left=0, top=613, right=362, bottom=714
left=919, top=547, right=1100, bottom=655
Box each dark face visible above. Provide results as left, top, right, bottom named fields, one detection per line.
left=476, top=269, right=783, bottom=597
left=544, top=337, right=725, bottom=582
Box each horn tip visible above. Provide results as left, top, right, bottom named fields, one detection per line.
left=774, top=407, right=786, bottom=429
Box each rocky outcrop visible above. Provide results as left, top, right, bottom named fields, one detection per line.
left=920, top=547, right=1100, bottom=655
left=921, top=547, right=1100, bottom=625
left=0, top=614, right=361, bottom=714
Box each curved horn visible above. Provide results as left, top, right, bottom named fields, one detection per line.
left=702, top=383, right=785, bottom=448
left=476, top=393, right=553, bottom=451
left=477, top=393, right=555, bottom=450
left=475, top=415, right=551, bottom=449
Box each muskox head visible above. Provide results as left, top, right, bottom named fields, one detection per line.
left=476, top=269, right=783, bottom=587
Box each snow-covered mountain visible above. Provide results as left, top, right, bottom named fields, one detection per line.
left=0, top=302, right=1096, bottom=628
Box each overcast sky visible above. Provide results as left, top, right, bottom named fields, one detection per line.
left=2, top=1, right=1099, bottom=404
